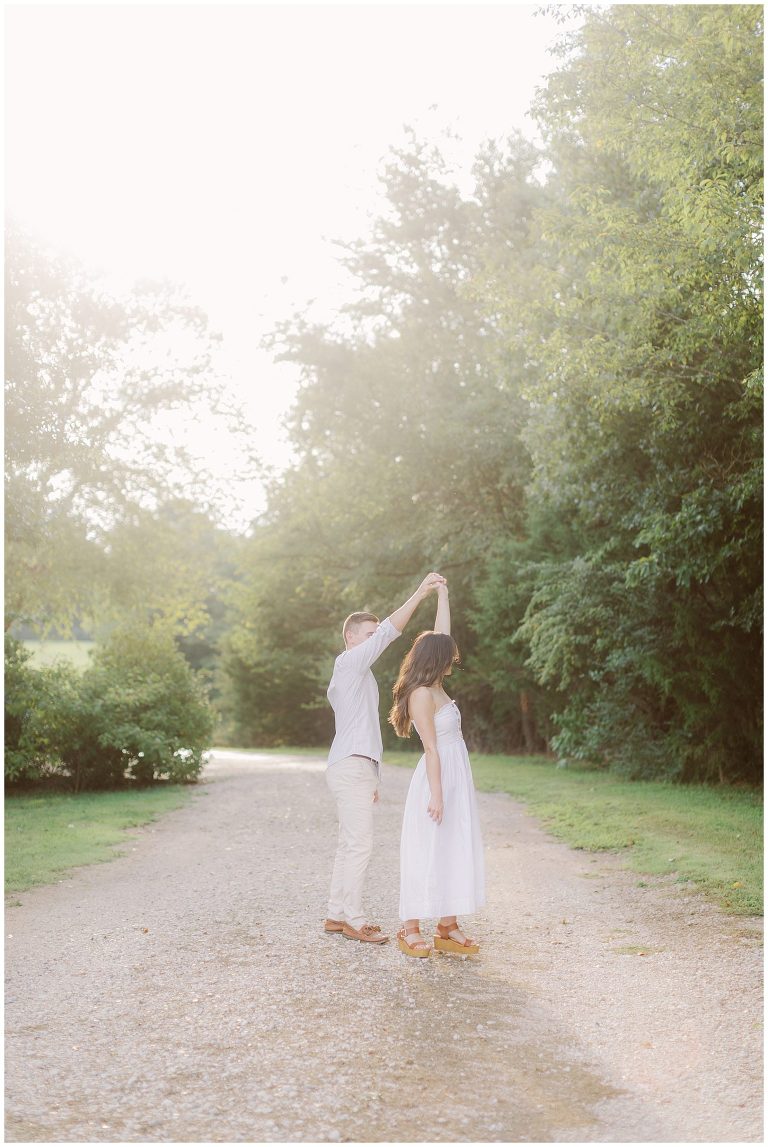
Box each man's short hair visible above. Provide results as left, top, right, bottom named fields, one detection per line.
left=342, top=612, right=379, bottom=643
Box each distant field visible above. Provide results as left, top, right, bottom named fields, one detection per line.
left=23, top=640, right=96, bottom=670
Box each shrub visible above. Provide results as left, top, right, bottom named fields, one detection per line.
left=4, top=636, right=82, bottom=786
left=5, top=636, right=36, bottom=782
left=77, top=627, right=215, bottom=788
left=4, top=628, right=214, bottom=791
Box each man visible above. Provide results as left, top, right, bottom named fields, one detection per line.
left=324, top=572, right=447, bottom=944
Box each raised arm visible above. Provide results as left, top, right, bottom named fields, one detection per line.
left=339, top=617, right=402, bottom=674
left=409, top=687, right=443, bottom=824
left=389, top=572, right=446, bottom=634
left=339, top=572, right=447, bottom=675
left=433, top=583, right=450, bottom=635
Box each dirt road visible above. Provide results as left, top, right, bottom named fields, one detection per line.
left=5, top=751, right=763, bottom=1143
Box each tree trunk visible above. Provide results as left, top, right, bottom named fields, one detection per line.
left=520, top=691, right=535, bottom=754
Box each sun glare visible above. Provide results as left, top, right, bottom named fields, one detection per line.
left=6, top=4, right=576, bottom=527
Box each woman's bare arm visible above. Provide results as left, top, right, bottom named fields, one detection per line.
left=409, top=687, right=443, bottom=824
left=433, top=583, right=450, bottom=635
left=389, top=571, right=446, bottom=634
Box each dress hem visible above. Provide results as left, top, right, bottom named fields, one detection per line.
left=399, top=898, right=486, bottom=919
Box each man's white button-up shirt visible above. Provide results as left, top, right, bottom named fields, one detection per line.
left=327, top=617, right=401, bottom=770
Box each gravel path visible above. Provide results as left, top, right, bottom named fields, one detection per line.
left=5, top=750, right=763, bottom=1143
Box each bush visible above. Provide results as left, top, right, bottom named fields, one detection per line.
left=4, top=636, right=81, bottom=786
left=5, top=637, right=37, bottom=782
left=516, top=554, right=761, bottom=784
left=78, top=627, right=215, bottom=788
left=4, top=628, right=215, bottom=791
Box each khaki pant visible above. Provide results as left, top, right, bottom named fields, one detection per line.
left=326, top=756, right=378, bottom=930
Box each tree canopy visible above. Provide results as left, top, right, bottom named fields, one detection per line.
left=7, top=6, right=761, bottom=786
left=5, top=223, right=246, bottom=635
left=224, top=4, right=762, bottom=782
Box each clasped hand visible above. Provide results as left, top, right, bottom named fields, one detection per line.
left=419, top=571, right=447, bottom=597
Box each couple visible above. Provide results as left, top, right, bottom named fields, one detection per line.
left=323, top=572, right=485, bottom=957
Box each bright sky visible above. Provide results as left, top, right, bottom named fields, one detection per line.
left=6, top=2, right=579, bottom=529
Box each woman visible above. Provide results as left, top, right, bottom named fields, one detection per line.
left=388, top=584, right=485, bottom=956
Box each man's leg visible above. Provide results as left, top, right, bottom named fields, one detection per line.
left=326, top=769, right=348, bottom=924
left=326, top=757, right=377, bottom=929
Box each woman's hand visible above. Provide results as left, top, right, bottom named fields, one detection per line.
left=417, top=572, right=447, bottom=600
left=427, top=789, right=444, bottom=824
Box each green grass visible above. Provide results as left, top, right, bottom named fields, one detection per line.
left=5, top=786, right=194, bottom=895
left=23, top=639, right=95, bottom=670
left=385, top=751, right=763, bottom=917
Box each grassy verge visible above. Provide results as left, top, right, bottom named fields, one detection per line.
left=5, top=786, right=194, bottom=896
left=385, top=751, right=763, bottom=917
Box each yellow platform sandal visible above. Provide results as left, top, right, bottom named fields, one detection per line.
left=397, top=928, right=431, bottom=958
left=433, top=921, right=479, bottom=955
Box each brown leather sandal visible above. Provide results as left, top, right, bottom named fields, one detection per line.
left=397, top=927, right=431, bottom=958
left=433, top=922, right=479, bottom=955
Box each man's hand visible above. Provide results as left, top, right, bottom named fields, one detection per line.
left=390, top=572, right=447, bottom=634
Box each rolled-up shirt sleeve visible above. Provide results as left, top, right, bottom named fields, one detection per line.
left=336, top=617, right=401, bottom=675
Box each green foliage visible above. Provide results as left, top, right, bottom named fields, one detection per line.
left=4, top=629, right=214, bottom=791
left=4, top=636, right=81, bottom=785
left=99, top=500, right=245, bottom=640
left=469, top=5, right=763, bottom=781
left=6, top=12, right=760, bottom=786
left=4, top=224, right=235, bottom=635
left=73, top=627, right=215, bottom=788
left=203, top=7, right=765, bottom=783
left=226, top=133, right=542, bottom=749
left=218, top=524, right=341, bottom=746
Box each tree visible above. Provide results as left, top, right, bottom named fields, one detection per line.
left=226, top=134, right=546, bottom=749
left=223, top=6, right=763, bottom=781
left=5, top=223, right=243, bottom=632
left=479, top=4, right=763, bottom=780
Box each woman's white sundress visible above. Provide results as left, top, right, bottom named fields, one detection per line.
left=399, top=699, right=486, bottom=920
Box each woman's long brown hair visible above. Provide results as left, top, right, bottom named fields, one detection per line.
left=388, top=631, right=460, bottom=737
